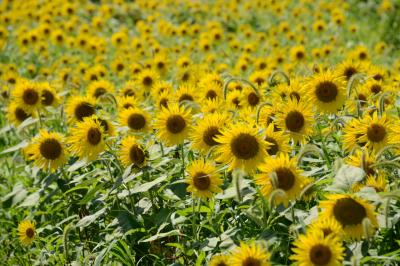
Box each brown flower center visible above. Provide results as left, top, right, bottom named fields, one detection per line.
left=159, top=98, right=168, bottom=108
left=128, top=113, right=146, bottom=130
left=15, top=107, right=29, bottom=121
left=39, top=138, right=62, bottom=160
left=26, top=228, right=35, bottom=238
left=275, top=167, right=295, bottom=190
left=206, top=90, right=218, bottom=100
left=94, top=87, right=107, bottom=98
left=179, top=94, right=194, bottom=102
left=129, top=144, right=145, bottom=165
left=289, top=92, right=300, bottom=101
left=87, top=127, right=102, bottom=145
left=265, top=137, right=279, bottom=155
left=74, top=102, right=95, bottom=121
left=193, top=171, right=211, bottom=190
left=242, top=257, right=261, bottom=266
left=23, top=88, right=39, bottom=105
left=248, top=92, right=260, bottom=106
left=202, top=126, right=221, bottom=147
left=333, top=197, right=366, bottom=226
left=231, top=133, right=259, bottom=160
left=344, top=67, right=357, bottom=80
left=41, top=89, right=54, bottom=106
left=143, top=76, right=153, bottom=87
left=315, top=81, right=338, bottom=103
left=309, top=244, right=332, bottom=266
left=370, top=84, right=381, bottom=94
left=166, top=115, right=186, bottom=134
left=285, top=111, right=304, bottom=132
left=367, top=124, right=386, bottom=142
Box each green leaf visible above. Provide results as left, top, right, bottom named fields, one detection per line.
left=129, top=175, right=167, bottom=194
left=76, top=208, right=107, bottom=228
left=139, top=229, right=182, bottom=243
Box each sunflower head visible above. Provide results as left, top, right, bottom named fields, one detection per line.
left=65, top=95, right=97, bottom=124
left=119, top=107, right=151, bottom=133
left=186, top=159, right=222, bottom=198
left=230, top=242, right=270, bottom=266
left=18, top=220, right=36, bottom=246
left=11, top=80, right=42, bottom=112
left=119, top=135, right=147, bottom=168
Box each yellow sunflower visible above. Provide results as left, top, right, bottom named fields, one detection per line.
left=7, top=102, right=36, bottom=126
left=308, top=218, right=343, bottom=239
left=87, top=79, right=115, bottom=100
left=39, top=82, right=60, bottom=107
left=230, top=242, right=270, bottom=266
left=199, top=81, right=222, bottom=101
left=119, top=135, right=147, bottom=168
left=208, top=254, right=230, bottom=266
left=256, top=153, right=306, bottom=207
left=137, top=68, right=159, bottom=91
left=27, top=130, right=68, bottom=172
left=335, top=59, right=366, bottom=82
left=346, top=149, right=377, bottom=176
left=191, top=113, right=227, bottom=155
left=276, top=99, right=314, bottom=143
left=154, top=103, right=192, bottom=146
left=352, top=174, right=387, bottom=193
left=358, top=112, right=393, bottom=152
left=11, top=80, right=41, bottom=113
left=119, top=107, right=152, bottom=133
left=290, top=230, right=344, bottom=266
left=319, top=194, right=378, bottom=240
left=18, top=220, right=36, bottom=246
left=215, top=124, right=269, bottom=173
left=68, top=116, right=106, bottom=161
left=241, top=86, right=263, bottom=109
left=117, top=95, right=137, bottom=110
left=342, top=118, right=366, bottom=152
left=307, top=70, right=346, bottom=113
left=186, top=159, right=222, bottom=198
left=65, top=95, right=97, bottom=123
left=264, top=123, right=291, bottom=156
left=175, top=82, right=199, bottom=106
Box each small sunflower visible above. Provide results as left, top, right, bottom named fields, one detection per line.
left=119, top=107, right=152, bottom=133
left=7, top=102, right=36, bottom=126
left=175, top=83, right=199, bottom=106
left=276, top=99, right=314, bottom=143
left=290, top=230, right=344, bottom=266
left=358, top=112, right=393, bottom=152
left=208, top=254, right=230, bottom=266
left=307, top=70, right=346, bottom=113
left=335, top=60, right=365, bottom=82
left=352, top=174, right=387, bottom=193
left=191, top=113, right=227, bottom=155
left=117, top=95, right=137, bottom=110
left=119, top=135, right=147, bottom=168
left=241, top=86, right=263, bottom=109
left=65, top=95, right=97, bottom=123
left=68, top=116, right=106, bottom=161
left=27, top=130, right=68, bottom=172
left=186, top=159, right=222, bottom=198
left=230, top=242, right=270, bottom=266
left=308, top=218, right=343, bottom=239
left=319, top=194, right=378, bottom=240
left=11, top=80, right=41, bottom=113
left=18, top=220, right=36, bottom=246
left=200, top=81, right=222, bottom=101
left=215, top=124, right=269, bottom=173
left=256, top=154, right=306, bottom=207
left=264, top=123, right=291, bottom=156
left=87, top=79, right=115, bottom=100
left=39, top=82, right=59, bottom=107
left=154, top=103, right=192, bottom=146
left=138, top=69, right=159, bottom=91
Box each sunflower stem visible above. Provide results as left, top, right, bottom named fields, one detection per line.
left=159, top=141, right=164, bottom=157
left=180, top=144, right=185, bottom=179
left=268, top=69, right=290, bottom=86
left=191, top=197, right=198, bottom=241
left=36, top=108, right=43, bottom=128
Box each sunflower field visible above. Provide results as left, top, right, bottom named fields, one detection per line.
left=1, top=0, right=400, bottom=265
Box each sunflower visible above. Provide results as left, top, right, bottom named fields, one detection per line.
left=27, top=130, right=68, bottom=172
left=307, top=70, right=346, bottom=113
left=358, top=112, right=393, bottom=152
left=308, top=218, right=343, bottom=239
left=186, top=159, right=222, bottom=198
left=319, top=194, right=378, bottom=240
left=208, top=254, right=230, bottom=266
left=68, top=116, right=106, bottom=161
left=39, top=82, right=59, bottom=107
left=290, top=230, right=344, bottom=266
left=342, top=118, right=366, bottom=152
left=290, top=45, right=307, bottom=62
left=276, top=99, right=314, bottom=143
left=230, top=242, right=270, bottom=266
left=154, top=103, right=192, bottom=146
left=65, top=95, right=97, bottom=123
left=119, top=135, right=147, bottom=168
left=87, top=79, right=115, bottom=100
left=227, top=89, right=243, bottom=110
left=95, top=116, right=116, bottom=137
left=137, top=69, right=159, bottom=91
left=117, top=95, right=138, bottom=110
left=335, top=60, right=366, bottom=82
left=264, top=123, right=291, bottom=156
left=7, top=102, right=36, bottom=126
left=191, top=113, right=227, bottom=155
left=201, top=99, right=224, bottom=114
left=18, top=220, right=36, bottom=246
left=175, top=83, right=199, bottom=106
left=215, top=124, right=269, bottom=173
left=199, top=81, right=222, bottom=101
left=119, top=107, right=151, bottom=133
left=256, top=153, right=306, bottom=206
left=11, top=80, right=41, bottom=113
left=346, top=149, right=377, bottom=176
left=155, top=90, right=170, bottom=109
left=240, top=86, right=263, bottom=109
left=362, top=79, right=386, bottom=95
left=151, top=80, right=173, bottom=98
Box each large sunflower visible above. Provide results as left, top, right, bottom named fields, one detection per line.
left=119, top=107, right=152, bottom=133
left=119, top=135, right=147, bottom=168
left=186, top=159, right=222, bottom=199
left=307, top=70, right=346, bottom=113
left=215, top=124, right=269, bottom=173
left=191, top=113, right=227, bottom=155
left=68, top=116, right=106, bottom=161
left=11, top=80, right=41, bottom=113
left=26, top=130, right=68, bottom=172
left=230, top=242, right=270, bottom=266
left=256, top=153, right=306, bottom=207
left=319, top=194, right=378, bottom=240
left=65, top=95, right=97, bottom=123
left=290, top=230, right=344, bottom=266
left=276, top=99, right=314, bottom=143
left=18, top=220, right=36, bottom=246
left=154, top=103, right=192, bottom=146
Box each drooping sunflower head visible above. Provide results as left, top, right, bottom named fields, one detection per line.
left=256, top=153, right=306, bottom=207
left=290, top=230, right=344, bottom=266
left=319, top=194, right=378, bottom=240
left=27, top=130, right=68, bottom=172
left=18, top=220, right=36, bottom=246
left=154, top=103, right=192, bottom=146
left=186, top=159, right=222, bottom=199
left=65, top=95, right=97, bottom=124
left=68, top=115, right=106, bottom=161
left=119, top=107, right=151, bottom=133
left=119, top=135, right=147, bottom=168
left=215, top=124, right=269, bottom=173
left=11, top=80, right=42, bottom=113
left=230, top=242, right=270, bottom=266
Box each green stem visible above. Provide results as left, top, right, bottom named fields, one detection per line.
left=181, top=144, right=185, bottom=179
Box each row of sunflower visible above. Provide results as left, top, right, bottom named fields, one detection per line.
left=1, top=0, right=400, bottom=265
